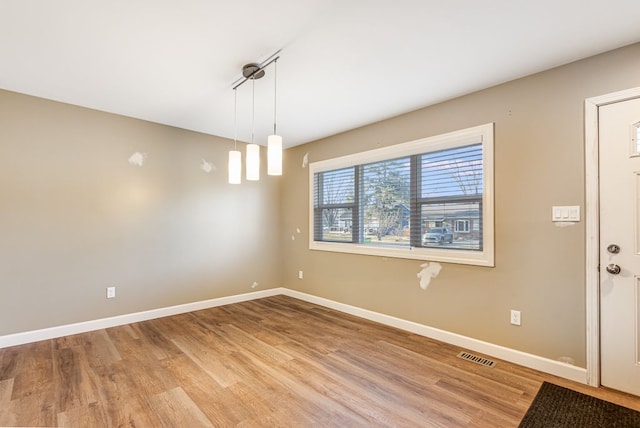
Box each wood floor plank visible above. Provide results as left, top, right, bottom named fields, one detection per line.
left=81, top=329, right=122, bottom=368
left=90, top=361, right=163, bottom=427
left=128, top=321, right=180, bottom=360
left=148, top=386, right=214, bottom=428
left=1, top=294, right=639, bottom=427
left=4, top=393, right=57, bottom=427
left=282, top=356, right=411, bottom=426
left=0, top=348, right=19, bottom=381
left=57, top=401, right=108, bottom=428
left=218, top=323, right=294, bottom=365
left=160, top=353, right=252, bottom=426
left=227, top=381, right=292, bottom=426
left=233, top=349, right=369, bottom=426
left=276, top=340, right=438, bottom=426
left=0, top=378, right=15, bottom=426
left=6, top=340, right=57, bottom=427
left=54, top=347, right=97, bottom=412
left=171, top=335, right=241, bottom=388
left=9, top=340, right=54, bottom=400
left=0, top=377, right=12, bottom=403
left=106, top=326, right=179, bottom=395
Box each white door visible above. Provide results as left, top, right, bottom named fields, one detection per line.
left=599, top=96, right=640, bottom=396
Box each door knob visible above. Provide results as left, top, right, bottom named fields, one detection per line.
left=607, top=244, right=620, bottom=254
left=606, top=264, right=621, bottom=275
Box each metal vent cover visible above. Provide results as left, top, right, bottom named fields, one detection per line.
left=456, top=351, right=496, bottom=368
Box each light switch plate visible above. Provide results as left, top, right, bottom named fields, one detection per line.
left=552, top=205, right=580, bottom=222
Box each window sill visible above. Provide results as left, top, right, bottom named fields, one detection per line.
left=309, top=240, right=494, bottom=267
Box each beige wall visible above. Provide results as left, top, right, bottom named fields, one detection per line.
left=282, top=42, right=640, bottom=368
left=0, top=89, right=282, bottom=335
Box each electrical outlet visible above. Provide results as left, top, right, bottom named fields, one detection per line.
left=106, top=286, right=116, bottom=299
left=298, top=270, right=304, bottom=280
left=510, top=310, right=521, bottom=326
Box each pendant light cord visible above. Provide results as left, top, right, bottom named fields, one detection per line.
left=233, top=88, right=238, bottom=150
left=273, top=59, right=278, bottom=135
left=251, top=76, right=255, bottom=144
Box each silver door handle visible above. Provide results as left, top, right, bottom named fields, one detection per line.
left=606, top=264, right=621, bottom=275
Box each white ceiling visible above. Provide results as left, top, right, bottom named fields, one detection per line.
left=1, top=1, right=639, bottom=148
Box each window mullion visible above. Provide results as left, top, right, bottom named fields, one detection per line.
left=354, top=165, right=361, bottom=243
left=410, top=154, right=421, bottom=247
left=314, top=173, right=324, bottom=241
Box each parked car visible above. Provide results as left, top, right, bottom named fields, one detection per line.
left=423, top=227, right=453, bottom=244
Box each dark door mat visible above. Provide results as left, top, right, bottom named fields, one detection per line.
left=519, top=382, right=640, bottom=427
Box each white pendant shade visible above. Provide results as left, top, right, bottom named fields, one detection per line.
left=228, top=150, right=242, bottom=184
left=246, top=143, right=260, bottom=181
left=267, top=134, right=282, bottom=176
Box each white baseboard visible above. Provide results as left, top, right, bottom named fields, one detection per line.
left=281, top=288, right=588, bottom=384
left=0, top=286, right=587, bottom=385
left=0, top=288, right=283, bottom=349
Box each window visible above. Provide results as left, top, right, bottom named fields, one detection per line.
left=310, top=123, right=494, bottom=266
left=455, top=220, right=470, bottom=233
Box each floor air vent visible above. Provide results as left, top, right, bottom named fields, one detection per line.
left=456, top=351, right=496, bottom=368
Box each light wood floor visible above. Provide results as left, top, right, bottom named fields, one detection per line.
left=1, top=295, right=639, bottom=427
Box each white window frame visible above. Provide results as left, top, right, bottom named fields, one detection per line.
left=309, top=123, right=495, bottom=267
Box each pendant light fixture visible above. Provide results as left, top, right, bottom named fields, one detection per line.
left=228, top=88, right=242, bottom=184
left=231, top=52, right=282, bottom=182
left=268, top=59, right=282, bottom=176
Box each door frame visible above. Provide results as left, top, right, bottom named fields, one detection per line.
left=585, top=86, right=640, bottom=387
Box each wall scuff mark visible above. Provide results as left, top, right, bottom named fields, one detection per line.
left=200, top=158, right=215, bottom=173
left=417, top=262, right=442, bottom=290
left=554, top=221, right=576, bottom=228
left=557, top=356, right=575, bottom=365
left=128, top=152, right=147, bottom=167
